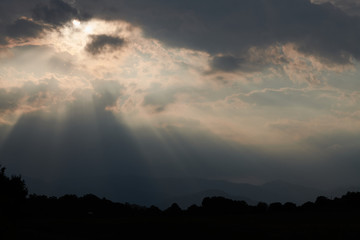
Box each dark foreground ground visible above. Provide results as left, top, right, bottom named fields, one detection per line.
left=2, top=211, right=360, bottom=240
left=1, top=167, right=360, bottom=239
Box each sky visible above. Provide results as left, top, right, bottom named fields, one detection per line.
left=0, top=0, right=360, bottom=195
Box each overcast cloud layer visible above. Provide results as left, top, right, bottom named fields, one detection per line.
left=0, top=0, right=360, bottom=201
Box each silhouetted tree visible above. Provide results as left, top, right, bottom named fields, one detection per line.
left=202, top=196, right=227, bottom=214
left=315, top=196, right=331, bottom=211
left=186, top=204, right=203, bottom=215
left=201, top=196, right=251, bottom=215
left=164, top=203, right=182, bottom=216
left=255, top=202, right=268, bottom=213
left=339, top=192, right=360, bottom=211
left=315, top=196, right=330, bottom=205
left=0, top=165, right=28, bottom=203
left=300, top=201, right=315, bottom=212
left=283, top=202, right=297, bottom=212
left=268, top=202, right=283, bottom=212
left=146, top=205, right=162, bottom=216
left=0, top=165, right=28, bottom=216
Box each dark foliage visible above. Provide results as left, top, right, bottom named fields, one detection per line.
left=1, top=164, right=360, bottom=238
left=164, top=203, right=183, bottom=216
left=1, top=164, right=360, bottom=217
left=0, top=165, right=28, bottom=215
left=202, top=196, right=250, bottom=215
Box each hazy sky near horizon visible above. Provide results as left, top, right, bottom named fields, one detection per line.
left=0, top=0, right=360, bottom=191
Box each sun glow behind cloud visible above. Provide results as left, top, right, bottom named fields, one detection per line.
left=72, top=19, right=81, bottom=27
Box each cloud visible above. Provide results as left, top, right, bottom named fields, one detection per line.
left=92, top=80, right=125, bottom=108
left=2, top=0, right=359, bottom=71
left=141, top=85, right=207, bottom=113
left=143, top=90, right=177, bottom=113
left=0, top=78, right=62, bottom=123
left=0, top=0, right=42, bottom=45
left=6, top=18, right=45, bottom=40
left=32, top=0, right=83, bottom=26
left=0, top=0, right=360, bottom=200
left=0, top=1, right=65, bottom=45
left=210, top=56, right=242, bottom=73
left=85, top=34, right=126, bottom=55
left=74, top=0, right=360, bottom=71
left=1, top=45, right=74, bottom=76
left=0, top=0, right=90, bottom=47
left=0, top=1, right=37, bottom=25
left=312, top=0, right=360, bottom=16
left=238, top=88, right=336, bottom=110
left=210, top=55, right=269, bottom=73
left=0, top=88, right=23, bottom=113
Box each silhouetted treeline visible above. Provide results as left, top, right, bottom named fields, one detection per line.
left=1, top=164, right=360, bottom=218
left=0, top=192, right=355, bottom=219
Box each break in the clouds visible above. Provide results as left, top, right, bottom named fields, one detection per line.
left=0, top=0, right=360, bottom=202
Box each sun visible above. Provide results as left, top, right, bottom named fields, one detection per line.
left=72, top=19, right=81, bottom=27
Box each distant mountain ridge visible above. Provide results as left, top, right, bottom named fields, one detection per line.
left=25, top=175, right=332, bottom=209
left=157, top=179, right=324, bottom=209
left=159, top=189, right=257, bottom=209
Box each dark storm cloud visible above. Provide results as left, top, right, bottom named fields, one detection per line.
left=0, top=0, right=88, bottom=46
left=0, top=0, right=42, bottom=45
left=0, top=0, right=37, bottom=23
left=32, top=0, right=82, bottom=26
left=6, top=19, right=44, bottom=39
left=210, top=55, right=268, bottom=73
left=74, top=0, right=360, bottom=70
left=85, top=35, right=126, bottom=55
left=316, top=0, right=360, bottom=16
left=211, top=56, right=241, bottom=73
left=2, top=0, right=359, bottom=69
